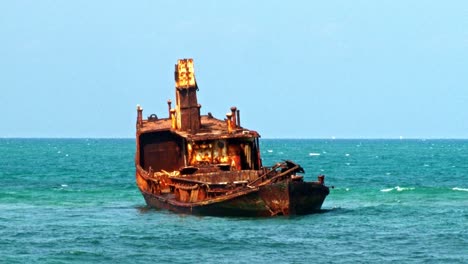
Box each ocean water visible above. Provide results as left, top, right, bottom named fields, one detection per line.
left=0, top=138, right=467, bottom=263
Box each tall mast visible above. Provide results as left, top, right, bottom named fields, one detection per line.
left=174, top=58, right=201, bottom=132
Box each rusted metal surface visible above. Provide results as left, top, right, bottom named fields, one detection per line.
left=175, top=59, right=200, bottom=132
left=135, top=58, right=330, bottom=216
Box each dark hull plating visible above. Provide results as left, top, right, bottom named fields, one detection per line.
left=140, top=181, right=329, bottom=217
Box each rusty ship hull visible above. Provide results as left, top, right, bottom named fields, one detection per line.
left=137, top=171, right=329, bottom=217
left=135, top=59, right=329, bottom=217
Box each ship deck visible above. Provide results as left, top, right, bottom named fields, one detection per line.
left=139, top=115, right=260, bottom=141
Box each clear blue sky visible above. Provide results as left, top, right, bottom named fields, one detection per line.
left=1, top=1, right=467, bottom=138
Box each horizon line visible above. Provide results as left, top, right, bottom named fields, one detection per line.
left=1, top=137, right=468, bottom=140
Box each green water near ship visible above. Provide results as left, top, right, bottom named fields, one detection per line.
left=1, top=139, right=467, bottom=263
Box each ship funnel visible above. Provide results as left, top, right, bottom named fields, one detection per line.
left=230, top=106, right=237, bottom=128
left=174, top=58, right=200, bottom=132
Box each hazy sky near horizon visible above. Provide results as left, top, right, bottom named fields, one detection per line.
left=1, top=1, right=467, bottom=138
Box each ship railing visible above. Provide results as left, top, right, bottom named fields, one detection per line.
left=248, top=161, right=302, bottom=188
left=168, top=175, right=250, bottom=196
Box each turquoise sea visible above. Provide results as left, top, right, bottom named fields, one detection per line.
left=1, top=138, right=467, bottom=263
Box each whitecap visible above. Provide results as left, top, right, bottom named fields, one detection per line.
left=452, top=187, right=468, bottom=192
left=395, top=186, right=415, bottom=192
left=309, top=153, right=321, bottom=156
left=345, top=153, right=350, bottom=157
left=267, top=150, right=273, bottom=153
left=61, top=184, right=68, bottom=187
left=345, top=162, right=350, bottom=166
left=381, top=186, right=415, bottom=192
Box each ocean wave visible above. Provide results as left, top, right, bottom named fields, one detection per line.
left=380, top=186, right=415, bottom=192
left=308, top=152, right=321, bottom=156
left=396, top=186, right=415, bottom=192
left=452, top=187, right=468, bottom=192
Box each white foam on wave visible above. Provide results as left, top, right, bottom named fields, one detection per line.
left=267, top=150, right=273, bottom=153
left=380, top=186, right=415, bottom=192
left=309, top=153, right=321, bottom=156
left=396, top=186, right=415, bottom=192
left=452, top=187, right=468, bottom=192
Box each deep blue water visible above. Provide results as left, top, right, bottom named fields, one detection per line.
left=1, top=139, right=467, bottom=263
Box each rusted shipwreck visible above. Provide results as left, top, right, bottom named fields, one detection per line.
left=135, top=59, right=329, bottom=216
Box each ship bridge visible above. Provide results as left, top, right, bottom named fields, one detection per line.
left=135, top=59, right=262, bottom=174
